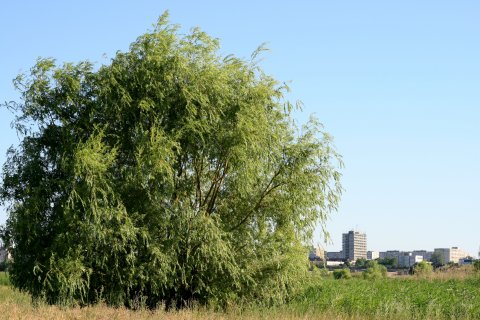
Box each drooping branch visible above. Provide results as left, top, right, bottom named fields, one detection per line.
left=228, top=166, right=284, bottom=232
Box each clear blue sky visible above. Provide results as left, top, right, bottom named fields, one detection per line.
left=1, top=1, right=479, bottom=256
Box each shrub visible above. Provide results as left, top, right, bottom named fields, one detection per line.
left=354, top=258, right=367, bottom=269
left=413, top=261, right=433, bottom=277
left=363, top=261, right=387, bottom=280
left=474, top=260, right=480, bottom=272
left=333, top=268, right=351, bottom=280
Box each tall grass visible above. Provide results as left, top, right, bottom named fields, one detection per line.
left=0, top=284, right=367, bottom=320
left=0, top=268, right=479, bottom=319
left=291, top=274, right=480, bottom=319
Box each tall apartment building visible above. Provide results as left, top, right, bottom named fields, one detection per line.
left=342, top=230, right=367, bottom=261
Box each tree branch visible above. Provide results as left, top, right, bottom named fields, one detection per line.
left=228, top=167, right=283, bottom=232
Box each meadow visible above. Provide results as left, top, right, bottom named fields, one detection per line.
left=0, top=269, right=479, bottom=319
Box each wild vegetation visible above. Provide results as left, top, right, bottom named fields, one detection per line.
left=0, top=13, right=342, bottom=308
left=333, top=268, right=351, bottom=280
left=413, top=260, right=434, bottom=278
left=1, top=268, right=480, bottom=319
left=295, top=270, right=480, bottom=319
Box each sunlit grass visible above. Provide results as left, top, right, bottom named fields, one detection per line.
left=293, top=274, right=480, bottom=319
left=0, top=268, right=479, bottom=319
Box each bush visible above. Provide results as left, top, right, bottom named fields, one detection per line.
left=354, top=258, right=367, bottom=269
left=333, top=268, right=351, bottom=280
left=413, top=261, right=433, bottom=277
left=363, top=261, right=387, bottom=280
left=474, top=260, right=480, bottom=272
left=377, top=257, right=397, bottom=268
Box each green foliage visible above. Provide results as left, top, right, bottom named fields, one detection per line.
left=0, top=272, right=9, bottom=286
left=354, top=258, right=367, bottom=269
left=474, top=260, right=480, bottom=272
left=431, top=251, right=446, bottom=268
left=0, top=13, right=342, bottom=309
left=377, top=257, right=397, bottom=268
left=317, top=267, right=330, bottom=278
left=333, top=269, right=351, bottom=280
left=413, top=261, right=433, bottom=277
left=362, top=261, right=387, bottom=280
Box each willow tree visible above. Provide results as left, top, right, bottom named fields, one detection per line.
left=0, top=14, right=342, bottom=308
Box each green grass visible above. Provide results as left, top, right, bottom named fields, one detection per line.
left=287, top=275, right=480, bottom=319
left=0, top=272, right=9, bottom=286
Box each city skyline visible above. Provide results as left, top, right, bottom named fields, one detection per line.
left=1, top=1, right=479, bottom=256
left=324, top=235, right=474, bottom=258
left=324, top=229, right=473, bottom=259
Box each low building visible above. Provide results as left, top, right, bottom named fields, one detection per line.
left=379, top=250, right=401, bottom=260
left=326, top=251, right=343, bottom=261
left=309, top=247, right=326, bottom=261
left=411, top=250, right=433, bottom=261
left=459, top=258, right=474, bottom=266
left=326, top=261, right=344, bottom=267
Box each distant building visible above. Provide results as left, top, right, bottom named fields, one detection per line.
left=326, top=260, right=344, bottom=267
left=434, top=247, right=470, bottom=263
left=367, top=251, right=379, bottom=260
left=411, top=250, right=433, bottom=261
left=379, top=250, right=401, bottom=260
left=459, top=258, right=473, bottom=266
left=309, top=247, right=325, bottom=261
left=342, top=230, right=367, bottom=261
left=326, top=251, right=343, bottom=261
left=398, top=252, right=423, bottom=268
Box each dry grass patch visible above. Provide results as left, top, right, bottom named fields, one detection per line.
left=0, top=285, right=369, bottom=320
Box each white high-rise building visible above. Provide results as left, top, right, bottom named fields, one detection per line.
left=342, top=230, right=367, bottom=261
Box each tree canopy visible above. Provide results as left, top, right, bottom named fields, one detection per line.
left=0, top=13, right=342, bottom=309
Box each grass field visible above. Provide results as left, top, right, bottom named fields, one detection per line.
left=293, top=276, right=480, bottom=319
left=0, top=270, right=479, bottom=319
